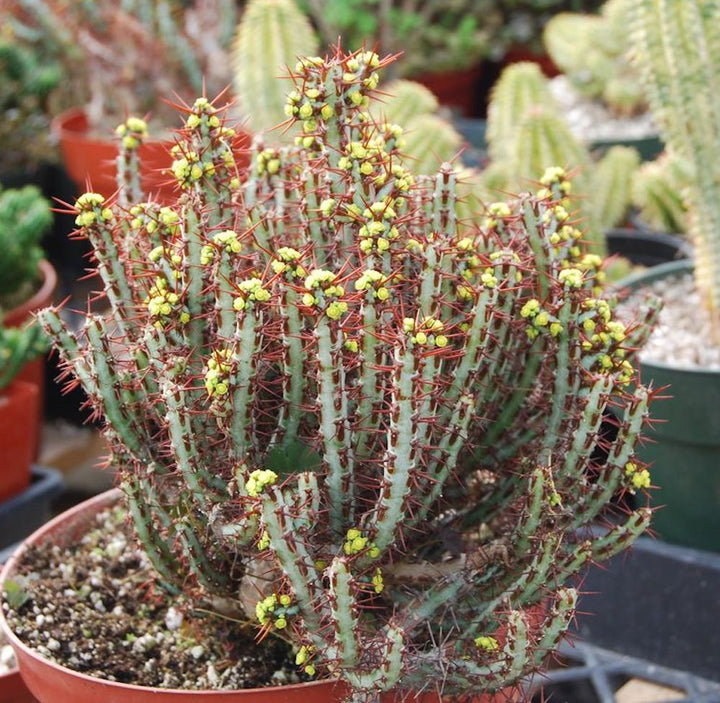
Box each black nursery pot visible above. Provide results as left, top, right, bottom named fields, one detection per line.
left=574, top=530, right=720, bottom=683
left=604, top=228, right=692, bottom=267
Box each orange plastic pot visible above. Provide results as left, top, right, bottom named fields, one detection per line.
left=0, top=381, right=39, bottom=502
left=52, top=108, right=253, bottom=204
left=0, top=491, right=528, bottom=703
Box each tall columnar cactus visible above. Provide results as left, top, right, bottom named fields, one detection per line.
left=485, top=61, right=556, bottom=164
left=630, top=0, right=720, bottom=317
left=0, top=186, right=53, bottom=311
left=38, top=50, right=657, bottom=701
left=232, top=0, right=320, bottom=142
left=544, top=0, right=646, bottom=115
left=484, top=62, right=640, bottom=256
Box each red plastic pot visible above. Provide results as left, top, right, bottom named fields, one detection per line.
left=52, top=108, right=253, bottom=203
left=0, top=490, right=529, bottom=703
left=0, top=381, right=39, bottom=502
left=412, top=65, right=484, bottom=118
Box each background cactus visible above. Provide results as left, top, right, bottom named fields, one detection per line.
left=544, top=0, right=646, bottom=115
left=232, top=0, right=319, bottom=142
left=0, top=185, right=53, bottom=311
left=369, top=80, right=463, bottom=175
left=0, top=38, right=61, bottom=172
left=0, top=317, right=47, bottom=391
left=630, top=0, right=720, bottom=318
left=631, top=152, right=691, bottom=235
left=37, top=50, right=656, bottom=700
left=483, top=61, right=640, bottom=255
left=5, top=0, right=239, bottom=128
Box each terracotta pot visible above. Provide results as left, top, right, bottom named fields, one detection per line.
left=1, top=490, right=529, bottom=703
left=412, top=65, right=484, bottom=118
left=52, top=108, right=177, bottom=202
left=3, top=260, right=57, bottom=459
left=0, top=381, right=39, bottom=502
left=0, top=490, right=348, bottom=702
left=52, top=108, right=253, bottom=203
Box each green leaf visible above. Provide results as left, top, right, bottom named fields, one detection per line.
left=264, top=439, right=322, bottom=476
left=4, top=578, right=31, bottom=610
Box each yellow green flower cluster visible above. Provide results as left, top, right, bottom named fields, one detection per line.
left=255, top=592, right=293, bottom=629
left=184, top=98, right=222, bottom=131
left=234, top=278, right=271, bottom=312
left=624, top=462, right=651, bottom=492
left=403, top=316, right=449, bottom=348
left=200, top=229, right=242, bottom=265
left=343, top=528, right=380, bottom=557
left=580, top=299, right=633, bottom=383
left=245, top=468, right=278, bottom=498
left=295, top=645, right=316, bottom=676
left=271, top=247, right=306, bottom=280
left=355, top=199, right=402, bottom=254
left=144, top=276, right=188, bottom=328
left=170, top=146, right=216, bottom=188
left=204, top=348, right=233, bottom=398
left=520, top=299, right=563, bottom=340
left=74, top=192, right=113, bottom=228
left=302, top=269, right=347, bottom=320
left=354, top=269, right=391, bottom=301
left=474, top=635, right=499, bottom=652
left=483, top=201, right=512, bottom=230
left=255, top=149, right=281, bottom=177
left=115, top=116, right=148, bottom=151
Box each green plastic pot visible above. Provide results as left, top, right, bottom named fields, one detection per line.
left=617, top=259, right=720, bottom=552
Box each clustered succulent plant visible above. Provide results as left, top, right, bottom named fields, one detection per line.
left=39, top=50, right=657, bottom=701
left=544, top=0, right=646, bottom=115
left=0, top=185, right=53, bottom=312
left=0, top=39, right=61, bottom=172
left=630, top=0, right=719, bottom=316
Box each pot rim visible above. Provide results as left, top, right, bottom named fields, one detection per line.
left=0, top=488, right=343, bottom=697
left=3, top=260, right=57, bottom=328
left=614, top=258, right=720, bottom=378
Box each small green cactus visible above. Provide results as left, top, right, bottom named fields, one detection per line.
left=232, top=0, right=319, bottom=142
left=630, top=0, right=720, bottom=317
left=36, top=50, right=656, bottom=700
left=544, top=0, right=646, bottom=115
left=632, top=153, right=691, bottom=235
left=0, top=186, right=53, bottom=311
left=0, top=317, right=47, bottom=391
